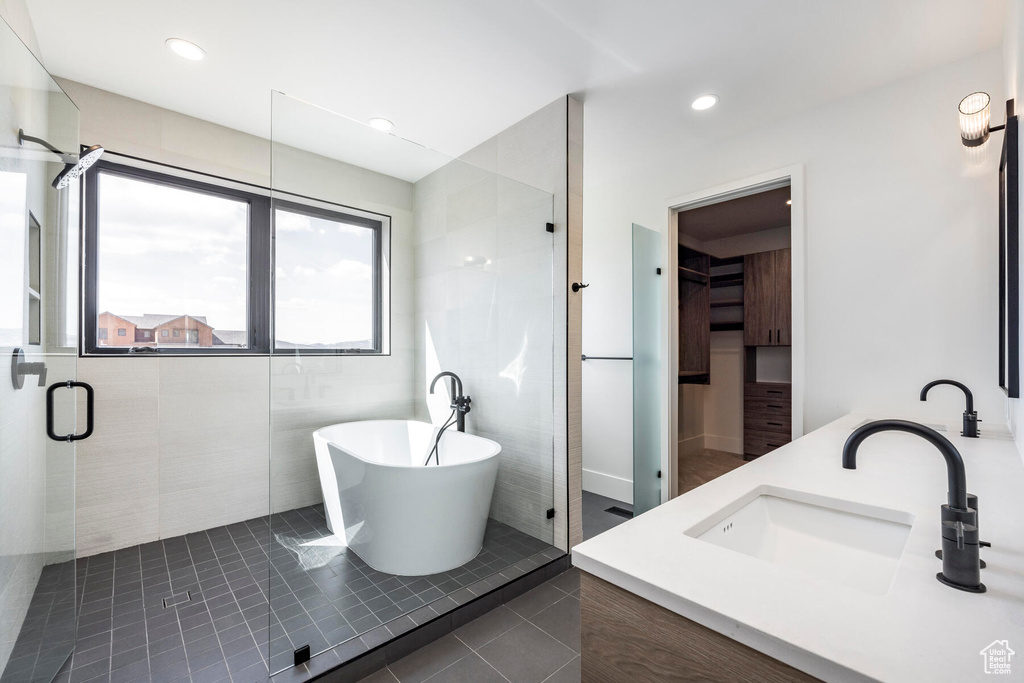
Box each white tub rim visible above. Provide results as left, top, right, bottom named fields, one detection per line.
left=313, top=419, right=501, bottom=469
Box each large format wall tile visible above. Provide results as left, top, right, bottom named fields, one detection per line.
left=411, top=98, right=570, bottom=548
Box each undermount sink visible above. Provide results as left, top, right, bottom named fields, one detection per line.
left=685, top=486, right=915, bottom=595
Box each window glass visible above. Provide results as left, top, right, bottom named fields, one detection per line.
left=94, top=171, right=249, bottom=348
left=274, top=207, right=377, bottom=350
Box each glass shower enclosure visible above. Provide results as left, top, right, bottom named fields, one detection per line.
left=264, top=93, right=559, bottom=675
left=0, top=16, right=83, bottom=683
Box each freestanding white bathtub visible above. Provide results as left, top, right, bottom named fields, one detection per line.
left=313, top=420, right=501, bottom=576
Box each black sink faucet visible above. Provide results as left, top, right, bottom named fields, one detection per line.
left=843, top=419, right=985, bottom=593
left=430, top=371, right=472, bottom=432
left=920, top=379, right=980, bottom=437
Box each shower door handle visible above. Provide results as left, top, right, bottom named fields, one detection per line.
left=46, top=381, right=94, bottom=442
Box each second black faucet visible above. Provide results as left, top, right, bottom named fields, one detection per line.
left=920, top=379, right=980, bottom=437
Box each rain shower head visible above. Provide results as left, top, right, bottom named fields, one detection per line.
left=17, top=128, right=105, bottom=189
left=52, top=145, right=104, bottom=189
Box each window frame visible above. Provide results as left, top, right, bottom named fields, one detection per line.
left=82, top=158, right=389, bottom=356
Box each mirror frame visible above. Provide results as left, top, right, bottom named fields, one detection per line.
left=999, top=111, right=1019, bottom=398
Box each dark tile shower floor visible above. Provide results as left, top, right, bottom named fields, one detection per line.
left=3, top=505, right=558, bottom=683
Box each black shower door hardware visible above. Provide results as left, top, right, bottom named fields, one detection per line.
left=571, top=282, right=589, bottom=292
left=46, top=381, right=95, bottom=442
left=581, top=355, right=633, bottom=361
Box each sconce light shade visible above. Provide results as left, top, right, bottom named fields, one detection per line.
left=959, top=92, right=992, bottom=147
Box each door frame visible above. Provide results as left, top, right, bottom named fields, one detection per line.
left=662, top=164, right=806, bottom=500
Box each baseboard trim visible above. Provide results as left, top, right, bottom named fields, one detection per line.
left=582, top=468, right=633, bottom=504
left=679, top=434, right=705, bottom=455
left=704, top=434, right=743, bottom=455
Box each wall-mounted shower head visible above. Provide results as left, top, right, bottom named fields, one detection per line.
left=17, top=129, right=104, bottom=189
left=53, top=145, right=104, bottom=189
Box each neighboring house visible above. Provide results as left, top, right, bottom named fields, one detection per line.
left=96, top=312, right=245, bottom=348
left=96, top=312, right=138, bottom=346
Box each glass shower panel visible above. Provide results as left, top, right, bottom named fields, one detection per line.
left=0, top=15, right=81, bottom=683
left=632, top=223, right=663, bottom=516
left=267, top=92, right=557, bottom=675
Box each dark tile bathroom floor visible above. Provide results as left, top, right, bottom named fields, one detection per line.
left=358, top=568, right=582, bottom=683
left=4, top=505, right=558, bottom=683
left=581, top=491, right=632, bottom=541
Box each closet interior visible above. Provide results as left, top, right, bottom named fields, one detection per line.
left=677, top=183, right=793, bottom=494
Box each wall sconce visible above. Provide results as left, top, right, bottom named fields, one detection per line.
left=959, top=92, right=993, bottom=146
left=958, top=92, right=1013, bottom=148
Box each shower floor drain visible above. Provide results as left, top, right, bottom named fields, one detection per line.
left=162, top=590, right=192, bottom=608
left=605, top=506, right=633, bottom=520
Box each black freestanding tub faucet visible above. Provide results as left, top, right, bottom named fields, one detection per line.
left=920, top=379, right=980, bottom=437
left=429, top=371, right=472, bottom=432
left=843, top=419, right=985, bottom=593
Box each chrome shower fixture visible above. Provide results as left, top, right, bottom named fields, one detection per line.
left=18, top=128, right=105, bottom=189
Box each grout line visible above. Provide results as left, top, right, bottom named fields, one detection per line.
left=539, top=654, right=580, bottom=683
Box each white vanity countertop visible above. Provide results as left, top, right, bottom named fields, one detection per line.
left=572, top=414, right=1024, bottom=682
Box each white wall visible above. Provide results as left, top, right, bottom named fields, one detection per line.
left=702, top=331, right=745, bottom=454
left=583, top=49, right=1005, bottom=494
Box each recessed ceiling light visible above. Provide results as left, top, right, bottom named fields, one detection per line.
left=786, top=199, right=792, bottom=205
left=368, top=117, right=394, bottom=132
left=166, top=38, right=205, bottom=61
left=691, top=94, right=719, bottom=111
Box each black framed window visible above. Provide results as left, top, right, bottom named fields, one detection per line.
left=83, top=159, right=388, bottom=355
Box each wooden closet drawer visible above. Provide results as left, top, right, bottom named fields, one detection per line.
left=744, top=429, right=791, bottom=458
left=744, top=397, right=791, bottom=418
left=744, top=413, right=791, bottom=435
left=744, top=382, right=791, bottom=399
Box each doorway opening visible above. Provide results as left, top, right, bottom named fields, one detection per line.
left=675, top=181, right=793, bottom=494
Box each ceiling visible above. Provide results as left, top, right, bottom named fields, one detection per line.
left=679, top=186, right=791, bottom=242
left=25, top=1, right=1006, bottom=179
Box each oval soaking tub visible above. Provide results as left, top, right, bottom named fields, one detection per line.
left=313, top=420, right=501, bottom=576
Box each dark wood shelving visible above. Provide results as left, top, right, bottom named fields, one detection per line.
left=678, top=265, right=710, bottom=279
left=679, top=245, right=711, bottom=381
left=710, top=322, right=744, bottom=332
left=710, top=299, right=743, bottom=308
left=710, top=273, right=744, bottom=288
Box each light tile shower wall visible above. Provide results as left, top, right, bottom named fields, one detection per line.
left=414, top=160, right=555, bottom=542
left=411, top=96, right=580, bottom=546
left=446, top=97, right=580, bottom=550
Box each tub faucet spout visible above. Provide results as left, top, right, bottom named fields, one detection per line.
left=430, top=371, right=472, bottom=432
